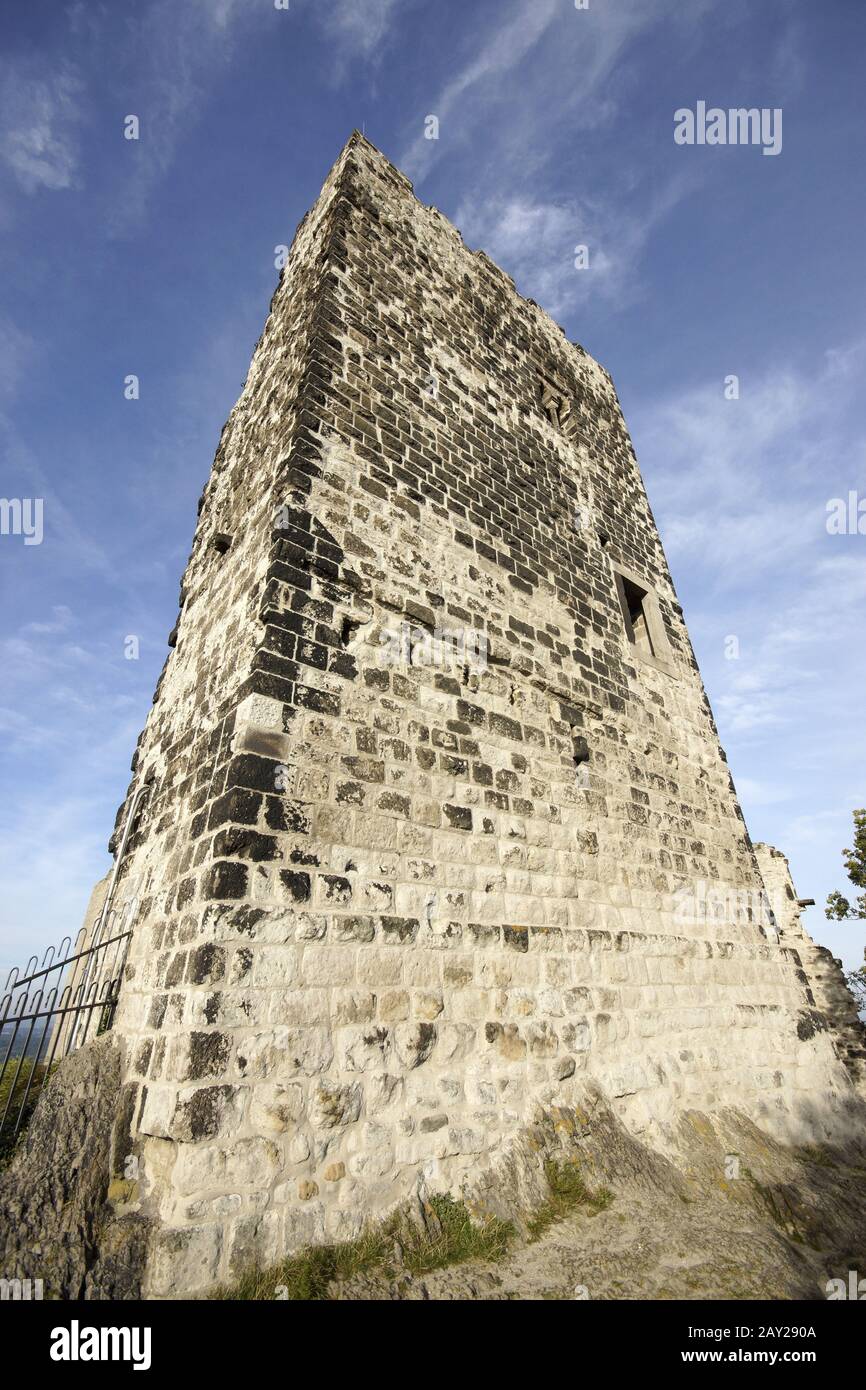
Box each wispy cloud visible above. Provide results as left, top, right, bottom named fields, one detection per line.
left=454, top=172, right=693, bottom=315
left=398, top=0, right=560, bottom=182
left=21, top=604, right=74, bottom=637
left=392, top=0, right=709, bottom=317
left=636, top=342, right=866, bottom=581
left=104, top=0, right=254, bottom=234
left=631, top=339, right=866, bottom=918
left=318, top=0, right=403, bottom=68
left=399, top=0, right=716, bottom=184
left=0, top=58, right=84, bottom=193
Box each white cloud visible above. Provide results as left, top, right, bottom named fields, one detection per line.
left=399, top=0, right=716, bottom=183
left=0, top=790, right=112, bottom=970
left=96, top=0, right=261, bottom=235
left=0, top=60, right=84, bottom=193
left=391, top=0, right=707, bottom=318
left=399, top=0, right=561, bottom=182
left=320, top=0, right=402, bottom=63
left=454, top=172, right=693, bottom=315
left=22, top=605, right=74, bottom=637
left=0, top=1, right=260, bottom=226
left=634, top=343, right=866, bottom=580
left=629, top=340, right=866, bottom=916
left=196, top=0, right=245, bottom=29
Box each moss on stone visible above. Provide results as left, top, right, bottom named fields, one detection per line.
left=210, top=1193, right=514, bottom=1300
left=526, top=1157, right=613, bottom=1242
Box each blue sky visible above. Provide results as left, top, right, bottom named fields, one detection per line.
left=0, top=0, right=864, bottom=977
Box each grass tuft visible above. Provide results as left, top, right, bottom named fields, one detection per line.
left=212, top=1224, right=398, bottom=1301
left=0, top=1058, right=49, bottom=1168
left=211, top=1195, right=514, bottom=1300
left=212, top=1155, right=613, bottom=1299
left=404, top=1194, right=513, bottom=1274
left=526, top=1158, right=613, bottom=1241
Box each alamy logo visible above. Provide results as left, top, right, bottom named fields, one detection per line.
left=674, top=102, right=782, bottom=156
left=826, top=492, right=866, bottom=535
left=673, top=880, right=778, bottom=933
left=826, top=1270, right=866, bottom=1300
left=378, top=621, right=488, bottom=671
left=49, top=1320, right=152, bottom=1371
left=0, top=497, right=43, bottom=545
left=0, top=1277, right=43, bottom=1299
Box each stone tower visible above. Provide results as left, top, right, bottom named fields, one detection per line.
left=17, top=133, right=863, bottom=1297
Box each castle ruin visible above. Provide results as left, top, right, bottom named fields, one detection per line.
left=2, top=133, right=864, bottom=1299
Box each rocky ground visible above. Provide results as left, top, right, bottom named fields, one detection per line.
left=332, top=1098, right=866, bottom=1301
left=2, top=1039, right=865, bottom=1301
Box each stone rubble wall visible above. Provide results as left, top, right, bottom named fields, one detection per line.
left=72, top=133, right=862, bottom=1297
left=754, top=843, right=866, bottom=1085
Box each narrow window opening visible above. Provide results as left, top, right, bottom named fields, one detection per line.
left=620, top=577, right=655, bottom=658
left=537, top=372, right=575, bottom=435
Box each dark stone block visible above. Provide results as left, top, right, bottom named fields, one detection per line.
left=187, top=1031, right=231, bottom=1081
left=321, top=874, right=353, bottom=903
left=489, top=712, right=522, bottom=741
left=173, top=1085, right=237, bottom=1142
left=208, top=788, right=263, bottom=830
left=504, top=925, right=529, bottom=953
left=265, top=796, right=311, bottom=834
left=457, top=699, right=485, bottom=726
left=364, top=668, right=390, bottom=690
left=201, top=861, right=249, bottom=901
left=336, top=781, right=366, bottom=805
left=341, top=757, right=385, bottom=783
left=187, top=943, right=226, bottom=985
left=381, top=916, right=419, bottom=945
left=434, top=674, right=460, bottom=697
left=176, top=877, right=197, bottom=909
left=295, top=684, right=341, bottom=716
left=443, top=804, right=472, bottom=831
left=225, top=753, right=284, bottom=795
left=280, top=870, right=311, bottom=902
left=212, top=827, right=281, bottom=862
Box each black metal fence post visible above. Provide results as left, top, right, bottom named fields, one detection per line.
left=0, top=925, right=132, bottom=1152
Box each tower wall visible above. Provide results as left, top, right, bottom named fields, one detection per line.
left=754, top=843, right=866, bottom=1085
left=100, top=135, right=857, bottom=1295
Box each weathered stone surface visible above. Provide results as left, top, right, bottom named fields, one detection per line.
left=0, top=1036, right=149, bottom=1299
left=333, top=1090, right=866, bottom=1301
left=8, top=131, right=862, bottom=1298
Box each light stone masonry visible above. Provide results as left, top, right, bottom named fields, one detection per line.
left=65, top=133, right=864, bottom=1295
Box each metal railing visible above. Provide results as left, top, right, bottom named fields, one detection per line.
left=0, top=916, right=132, bottom=1151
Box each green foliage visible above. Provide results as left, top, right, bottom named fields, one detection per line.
left=845, top=967, right=866, bottom=1012
left=212, top=1225, right=397, bottom=1301
left=825, top=808, right=866, bottom=921
left=210, top=1194, right=514, bottom=1301
left=526, top=1158, right=612, bottom=1241
left=404, top=1193, right=513, bottom=1274
left=0, top=1058, right=48, bottom=1167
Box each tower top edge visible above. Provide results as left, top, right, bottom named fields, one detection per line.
left=323, top=130, right=611, bottom=387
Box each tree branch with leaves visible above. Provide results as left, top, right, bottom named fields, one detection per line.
left=826, top=808, right=866, bottom=1010
left=826, top=808, right=866, bottom=921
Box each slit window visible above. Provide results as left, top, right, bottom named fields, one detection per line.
left=618, top=575, right=655, bottom=657
left=538, top=372, right=575, bottom=435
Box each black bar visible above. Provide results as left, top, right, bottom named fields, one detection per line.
left=3, top=1296, right=859, bottom=1375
